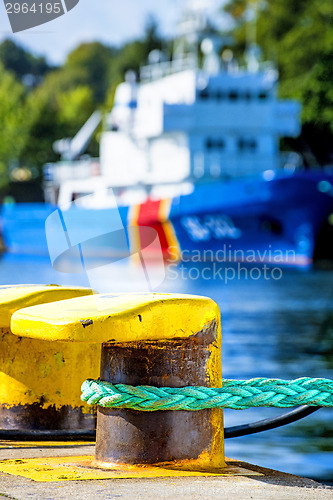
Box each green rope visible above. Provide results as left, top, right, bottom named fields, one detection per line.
left=81, top=377, right=333, bottom=411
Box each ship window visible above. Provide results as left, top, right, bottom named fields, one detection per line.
left=199, top=89, right=209, bottom=100
left=206, top=138, right=213, bottom=149
left=229, top=90, right=239, bottom=101
left=215, top=90, right=225, bottom=101
left=206, top=138, right=225, bottom=150
left=244, top=91, right=252, bottom=101
left=259, top=92, right=268, bottom=100
left=238, top=138, right=257, bottom=151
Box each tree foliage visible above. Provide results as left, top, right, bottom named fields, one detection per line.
left=64, top=42, right=115, bottom=104
left=0, top=39, right=51, bottom=81
left=0, top=65, right=28, bottom=189
left=224, top=0, right=333, bottom=161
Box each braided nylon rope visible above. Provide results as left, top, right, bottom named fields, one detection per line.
left=81, top=377, right=333, bottom=411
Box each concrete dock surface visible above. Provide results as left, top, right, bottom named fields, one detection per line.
left=0, top=444, right=332, bottom=499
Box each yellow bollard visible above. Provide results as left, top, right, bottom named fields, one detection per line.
left=11, top=293, right=224, bottom=470
left=0, top=285, right=100, bottom=431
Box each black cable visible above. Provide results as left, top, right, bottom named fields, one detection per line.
left=0, top=406, right=321, bottom=441
left=224, top=405, right=321, bottom=438
left=0, top=429, right=96, bottom=442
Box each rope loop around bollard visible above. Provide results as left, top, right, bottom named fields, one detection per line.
left=0, top=378, right=330, bottom=442
left=81, top=377, right=333, bottom=411
left=1, top=378, right=328, bottom=442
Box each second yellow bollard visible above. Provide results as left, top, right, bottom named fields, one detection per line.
left=0, top=285, right=100, bottom=431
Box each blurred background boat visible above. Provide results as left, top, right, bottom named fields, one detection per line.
left=2, top=3, right=333, bottom=267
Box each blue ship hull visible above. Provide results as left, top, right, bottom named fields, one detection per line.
left=167, top=171, right=333, bottom=267
left=1, top=171, right=333, bottom=268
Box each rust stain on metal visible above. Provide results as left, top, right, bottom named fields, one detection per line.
left=94, top=319, right=223, bottom=467
left=0, top=403, right=96, bottom=431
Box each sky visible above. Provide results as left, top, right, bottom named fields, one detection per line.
left=0, top=0, right=224, bottom=64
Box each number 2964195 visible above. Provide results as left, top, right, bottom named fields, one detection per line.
left=6, top=3, right=62, bottom=14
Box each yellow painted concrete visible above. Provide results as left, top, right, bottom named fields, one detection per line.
left=0, top=456, right=260, bottom=482
left=11, top=293, right=219, bottom=344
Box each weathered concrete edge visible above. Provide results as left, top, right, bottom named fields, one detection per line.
left=0, top=446, right=332, bottom=499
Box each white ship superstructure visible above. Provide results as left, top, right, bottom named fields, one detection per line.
left=101, top=60, right=300, bottom=186
left=44, top=4, right=300, bottom=206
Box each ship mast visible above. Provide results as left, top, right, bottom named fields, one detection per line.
left=245, top=0, right=260, bottom=72
left=172, top=0, right=225, bottom=73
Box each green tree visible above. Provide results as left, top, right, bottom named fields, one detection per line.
left=0, top=65, right=27, bottom=189
left=32, top=41, right=116, bottom=110
left=0, top=39, right=50, bottom=81
left=18, top=41, right=113, bottom=170
left=64, top=42, right=115, bottom=104
left=56, top=86, right=94, bottom=134
left=223, top=0, right=333, bottom=161
left=20, top=83, right=95, bottom=169
left=19, top=87, right=62, bottom=169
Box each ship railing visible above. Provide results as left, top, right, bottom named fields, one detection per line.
left=140, top=56, right=197, bottom=81
left=43, top=158, right=101, bottom=186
